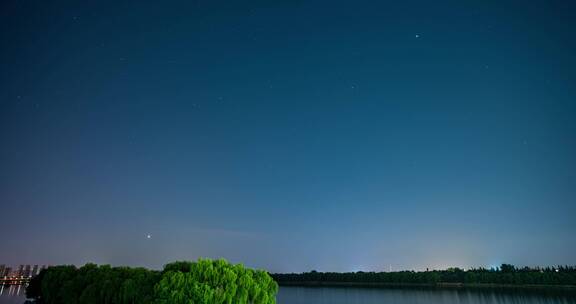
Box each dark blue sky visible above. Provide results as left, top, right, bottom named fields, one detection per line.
left=1, top=0, right=575, bottom=272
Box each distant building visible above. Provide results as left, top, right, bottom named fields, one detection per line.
left=0, top=264, right=46, bottom=278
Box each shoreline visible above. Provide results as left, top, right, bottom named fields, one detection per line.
left=277, top=281, right=576, bottom=291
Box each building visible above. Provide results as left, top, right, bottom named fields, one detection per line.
left=0, top=264, right=46, bottom=278
left=3, top=267, right=12, bottom=277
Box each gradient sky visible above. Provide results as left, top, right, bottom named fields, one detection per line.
left=1, top=0, right=575, bottom=273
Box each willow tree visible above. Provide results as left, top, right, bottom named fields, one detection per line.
left=154, top=258, right=278, bottom=304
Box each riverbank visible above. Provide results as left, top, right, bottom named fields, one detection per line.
left=277, top=281, right=576, bottom=291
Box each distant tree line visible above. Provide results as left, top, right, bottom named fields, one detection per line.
left=26, top=258, right=278, bottom=304
left=272, top=264, right=576, bottom=286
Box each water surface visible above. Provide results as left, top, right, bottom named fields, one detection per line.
left=277, top=286, right=576, bottom=304
left=2, top=285, right=576, bottom=303
left=0, top=285, right=26, bottom=304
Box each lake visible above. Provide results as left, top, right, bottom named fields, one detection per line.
left=2, top=285, right=576, bottom=303
left=277, top=286, right=576, bottom=304
left=0, top=284, right=27, bottom=304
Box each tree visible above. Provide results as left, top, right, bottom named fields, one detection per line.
left=500, top=264, right=515, bottom=273
left=154, top=258, right=278, bottom=304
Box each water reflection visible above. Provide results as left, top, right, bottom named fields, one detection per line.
left=1, top=285, right=575, bottom=304
left=0, top=285, right=24, bottom=297
left=278, top=286, right=576, bottom=304
left=0, top=285, right=26, bottom=304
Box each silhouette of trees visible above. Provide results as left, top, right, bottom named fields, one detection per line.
left=500, top=264, right=515, bottom=273
left=272, top=264, right=576, bottom=287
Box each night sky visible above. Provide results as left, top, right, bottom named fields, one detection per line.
left=1, top=0, right=575, bottom=273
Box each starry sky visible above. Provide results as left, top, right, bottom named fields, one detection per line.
left=1, top=0, right=575, bottom=273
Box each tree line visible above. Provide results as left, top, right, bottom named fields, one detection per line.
left=26, top=258, right=278, bottom=304
left=272, top=264, right=576, bottom=286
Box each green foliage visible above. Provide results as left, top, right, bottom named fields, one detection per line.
left=26, top=259, right=277, bottom=304
left=500, top=263, right=515, bottom=273
left=26, top=264, right=159, bottom=304
left=155, top=258, right=278, bottom=304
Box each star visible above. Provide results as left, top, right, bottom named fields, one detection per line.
left=415, top=34, right=420, bottom=38
left=146, top=234, right=151, bottom=239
